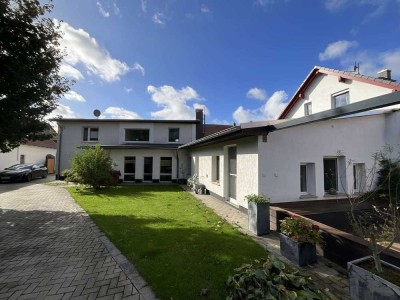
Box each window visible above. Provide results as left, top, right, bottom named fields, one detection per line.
left=124, top=157, right=135, bottom=181
left=168, top=128, right=180, bottom=142
left=143, top=157, right=153, bottom=181
left=160, top=157, right=172, bottom=181
left=212, top=156, right=220, bottom=182
left=300, top=163, right=316, bottom=195
left=333, top=92, right=349, bottom=108
left=304, top=102, right=312, bottom=116
left=83, top=127, right=99, bottom=141
left=20, top=155, right=25, bottom=164
left=353, top=163, right=366, bottom=192
left=324, top=158, right=338, bottom=192
left=300, top=164, right=307, bottom=193
left=125, top=129, right=149, bottom=142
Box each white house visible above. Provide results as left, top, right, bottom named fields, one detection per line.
left=53, top=109, right=231, bottom=182
left=0, top=139, right=57, bottom=172
left=180, top=66, right=400, bottom=211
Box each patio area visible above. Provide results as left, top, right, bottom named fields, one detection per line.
left=181, top=186, right=350, bottom=300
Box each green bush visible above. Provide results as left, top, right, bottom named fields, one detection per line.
left=245, top=194, right=270, bottom=203
left=65, top=145, right=113, bottom=189
left=226, top=255, right=333, bottom=300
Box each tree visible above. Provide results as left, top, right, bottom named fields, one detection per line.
left=344, top=146, right=400, bottom=273
left=64, top=145, right=113, bottom=189
left=0, top=0, right=70, bottom=152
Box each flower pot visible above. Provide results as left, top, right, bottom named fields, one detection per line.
left=279, top=233, right=317, bottom=267
left=347, top=256, right=400, bottom=300
left=248, top=202, right=270, bottom=236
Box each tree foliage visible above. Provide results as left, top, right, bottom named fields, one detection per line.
left=0, top=0, right=70, bottom=152
left=64, top=145, right=113, bottom=190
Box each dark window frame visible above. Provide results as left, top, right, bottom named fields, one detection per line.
left=168, top=128, right=180, bottom=143
left=83, top=127, right=99, bottom=141
left=125, top=129, right=150, bottom=142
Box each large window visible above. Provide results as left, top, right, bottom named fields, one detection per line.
left=333, top=92, right=349, bottom=108
left=324, top=158, right=338, bottom=192
left=212, top=156, right=220, bottom=183
left=168, top=128, right=180, bottom=142
left=83, top=127, right=99, bottom=141
left=300, top=164, right=307, bottom=193
left=353, top=163, right=366, bottom=192
left=125, top=129, right=149, bottom=142
left=124, top=156, right=135, bottom=181
left=304, top=102, right=312, bottom=116
left=300, top=163, right=316, bottom=196
left=160, top=157, right=172, bottom=181
left=143, top=157, right=153, bottom=181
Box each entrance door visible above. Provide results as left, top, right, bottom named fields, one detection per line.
left=143, top=157, right=153, bottom=182
left=228, top=147, right=237, bottom=204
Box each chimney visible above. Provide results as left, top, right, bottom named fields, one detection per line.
left=377, top=69, right=392, bottom=81
left=195, top=109, right=204, bottom=139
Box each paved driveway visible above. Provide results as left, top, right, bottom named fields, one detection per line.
left=0, top=182, right=155, bottom=300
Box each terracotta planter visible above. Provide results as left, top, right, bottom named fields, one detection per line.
left=248, top=202, right=270, bottom=236
left=348, top=256, right=400, bottom=300
left=279, top=233, right=317, bottom=267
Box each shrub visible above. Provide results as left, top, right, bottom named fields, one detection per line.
left=226, top=255, right=333, bottom=300
left=245, top=194, right=270, bottom=203
left=280, top=216, right=321, bottom=244
left=66, top=145, right=113, bottom=189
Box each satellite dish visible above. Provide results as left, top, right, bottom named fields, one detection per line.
left=93, top=109, right=101, bottom=118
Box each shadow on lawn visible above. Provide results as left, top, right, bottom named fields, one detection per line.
left=88, top=213, right=267, bottom=300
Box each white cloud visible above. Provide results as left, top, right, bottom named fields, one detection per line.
left=47, top=104, right=77, bottom=120
left=254, top=0, right=275, bottom=7
left=380, top=49, right=400, bottom=77
left=148, top=85, right=207, bottom=120
left=59, top=64, right=84, bottom=81
left=319, top=40, right=358, bottom=61
left=102, top=107, right=141, bottom=119
left=233, top=90, right=288, bottom=124
left=96, top=2, right=110, bottom=17
left=152, top=12, right=166, bottom=26
left=211, top=119, right=230, bottom=125
left=113, top=1, right=120, bottom=15
left=325, top=0, right=348, bottom=12
left=133, top=62, right=145, bottom=76
left=246, top=87, right=267, bottom=100
left=59, top=21, right=131, bottom=82
left=141, top=0, right=147, bottom=12
left=201, top=5, right=211, bottom=13
left=124, top=87, right=133, bottom=93
left=63, top=91, right=86, bottom=102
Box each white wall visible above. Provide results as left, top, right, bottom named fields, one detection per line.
left=286, top=73, right=394, bottom=119
left=56, top=121, right=196, bottom=175
left=0, top=145, right=56, bottom=170
left=188, top=137, right=258, bottom=209
left=258, top=113, right=387, bottom=203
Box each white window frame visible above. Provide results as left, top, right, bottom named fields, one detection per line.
left=124, top=128, right=150, bottom=142
left=83, top=127, right=99, bottom=142
left=332, top=91, right=349, bottom=108
left=212, top=156, right=220, bottom=183
left=304, top=102, right=312, bottom=116
left=300, top=163, right=308, bottom=194
left=353, top=163, right=366, bottom=193
left=168, top=128, right=180, bottom=143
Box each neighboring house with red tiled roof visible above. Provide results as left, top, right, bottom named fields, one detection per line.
left=179, top=66, right=400, bottom=210
left=0, top=136, right=57, bottom=172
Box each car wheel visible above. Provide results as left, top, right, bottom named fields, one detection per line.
left=25, top=174, right=32, bottom=182
left=42, top=171, right=48, bottom=178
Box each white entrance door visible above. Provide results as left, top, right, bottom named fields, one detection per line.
left=228, top=147, right=237, bottom=205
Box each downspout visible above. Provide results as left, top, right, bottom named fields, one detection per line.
left=176, top=149, right=179, bottom=183
left=56, top=124, right=63, bottom=180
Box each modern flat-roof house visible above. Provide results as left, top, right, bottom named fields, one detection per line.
left=180, top=66, right=400, bottom=211
left=53, top=109, right=231, bottom=182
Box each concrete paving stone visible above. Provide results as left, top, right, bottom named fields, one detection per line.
left=113, top=292, right=123, bottom=300
left=97, top=295, right=115, bottom=300
left=8, top=290, right=24, bottom=300
left=81, top=286, right=100, bottom=296
left=61, top=292, right=73, bottom=300
left=0, top=292, right=14, bottom=299
left=86, top=292, right=99, bottom=300
left=57, top=286, right=76, bottom=295
left=122, top=295, right=140, bottom=300
left=44, top=294, right=64, bottom=300
left=109, top=277, right=118, bottom=289
left=72, top=284, right=86, bottom=297
left=107, top=286, right=124, bottom=296
left=97, top=285, right=109, bottom=297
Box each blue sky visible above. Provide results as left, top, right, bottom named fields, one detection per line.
left=47, top=0, right=400, bottom=124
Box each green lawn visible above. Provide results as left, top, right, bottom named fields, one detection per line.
left=67, top=185, right=267, bottom=300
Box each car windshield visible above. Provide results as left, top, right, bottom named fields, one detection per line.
left=5, top=164, right=32, bottom=170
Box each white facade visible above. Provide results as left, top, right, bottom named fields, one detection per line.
left=286, top=73, right=395, bottom=119
left=56, top=119, right=197, bottom=182
left=0, top=145, right=56, bottom=171
left=184, top=67, right=400, bottom=208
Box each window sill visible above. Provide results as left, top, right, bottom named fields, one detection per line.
left=299, top=194, right=318, bottom=199
left=323, top=192, right=346, bottom=198
left=82, top=141, right=98, bottom=143
left=211, top=181, right=220, bottom=186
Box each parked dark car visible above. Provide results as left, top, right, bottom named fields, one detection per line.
left=0, top=164, right=48, bottom=183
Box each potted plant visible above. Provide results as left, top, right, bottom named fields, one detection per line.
left=245, top=194, right=270, bottom=236
left=345, top=147, right=400, bottom=299
left=279, top=215, right=321, bottom=267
